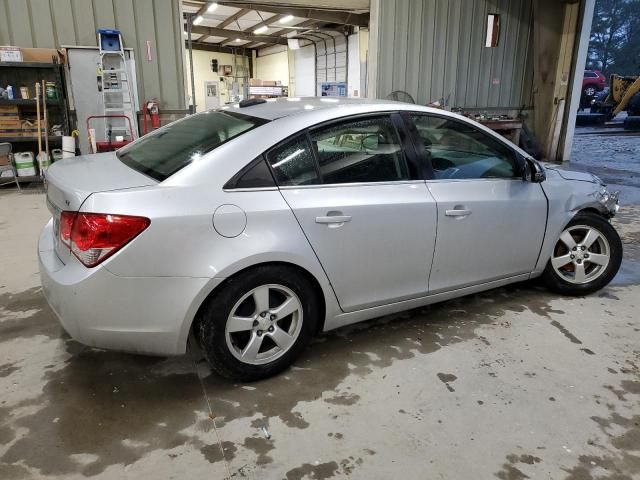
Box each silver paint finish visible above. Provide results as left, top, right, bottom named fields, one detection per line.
left=225, top=284, right=303, bottom=365
left=426, top=179, right=547, bottom=292
left=551, top=225, right=611, bottom=284
left=213, top=204, right=247, bottom=238
left=38, top=97, right=619, bottom=357
left=281, top=181, right=437, bottom=312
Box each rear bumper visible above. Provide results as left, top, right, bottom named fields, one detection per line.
left=38, top=219, right=212, bottom=356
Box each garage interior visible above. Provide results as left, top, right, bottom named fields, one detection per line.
left=1, top=1, right=639, bottom=479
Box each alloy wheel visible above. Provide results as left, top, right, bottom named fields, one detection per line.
left=225, top=284, right=303, bottom=365
left=584, top=87, right=596, bottom=97
left=551, top=225, right=610, bottom=284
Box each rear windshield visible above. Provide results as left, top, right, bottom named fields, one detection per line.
left=117, top=110, right=269, bottom=181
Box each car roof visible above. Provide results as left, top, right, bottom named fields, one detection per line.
left=219, top=96, right=417, bottom=121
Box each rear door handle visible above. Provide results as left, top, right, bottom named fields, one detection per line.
left=445, top=208, right=472, bottom=217
left=315, top=215, right=352, bottom=224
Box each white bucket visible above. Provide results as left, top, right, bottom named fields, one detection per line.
left=14, top=152, right=36, bottom=177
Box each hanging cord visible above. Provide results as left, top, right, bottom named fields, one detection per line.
left=189, top=342, right=232, bottom=479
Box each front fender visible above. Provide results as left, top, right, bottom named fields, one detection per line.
left=532, top=170, right=617, bottom=276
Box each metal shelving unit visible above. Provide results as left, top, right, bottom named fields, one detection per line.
left=0, top=61, right=71, bottom=183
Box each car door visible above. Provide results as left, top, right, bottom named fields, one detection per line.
left=268, top=113, right=438, bottom=313
left=406, top=113, right=547, bottom=293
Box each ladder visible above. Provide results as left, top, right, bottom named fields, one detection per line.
left=96, top=29, right=137, bottom=143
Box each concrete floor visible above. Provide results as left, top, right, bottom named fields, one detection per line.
left=1, top=150, right=639, bottom=479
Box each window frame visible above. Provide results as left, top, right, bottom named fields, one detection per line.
left=262, top=112, right=422, bottom=189
left=402, top=112, right=525, bottom=182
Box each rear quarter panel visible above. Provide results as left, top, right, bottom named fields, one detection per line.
left=81, top=185, right=342, bottom=326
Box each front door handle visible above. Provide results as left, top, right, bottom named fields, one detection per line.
left=315, top=215, right=352, bottom=224
left=445, top=208, right=472, bottom=217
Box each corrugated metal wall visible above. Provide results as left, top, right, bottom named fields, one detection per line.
left=0, top=0, right=186, bottom=109
left=376, top=0, right=534, bottom=109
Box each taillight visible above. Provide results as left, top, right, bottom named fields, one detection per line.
left=60, top=211, right=75, bottom=246
left=59, top=212, right=150, bottom=267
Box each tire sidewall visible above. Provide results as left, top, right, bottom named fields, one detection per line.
left=198, top=265, right=319, bottom=381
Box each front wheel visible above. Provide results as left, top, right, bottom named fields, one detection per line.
left=197, top=265, right=319, bottom=381
left=542, top=213, right=622, bottom=295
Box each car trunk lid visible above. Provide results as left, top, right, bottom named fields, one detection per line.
left=45, top=152, right=157, bottom=262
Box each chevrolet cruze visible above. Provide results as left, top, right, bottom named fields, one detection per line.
left=39, top=97, right=622, bottom=380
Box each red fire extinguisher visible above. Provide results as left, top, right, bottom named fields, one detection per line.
left=143, top=98, right=160, bottom=134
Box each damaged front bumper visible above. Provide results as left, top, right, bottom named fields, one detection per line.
left=598, top=189, right=620, bottom=217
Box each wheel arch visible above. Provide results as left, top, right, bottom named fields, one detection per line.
left=186, top=261, right=328, bottom=349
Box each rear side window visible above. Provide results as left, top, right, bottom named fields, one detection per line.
left=118, top=111, right=268, bottom=181
left=584, top=71, right=597, bottom=78
left=224, top=156, right=275, bottom=189
left=266, top=135, right=319, bottom=186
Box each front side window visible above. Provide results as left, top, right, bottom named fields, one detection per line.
left=310, top=116, right=409, bottom=184
left=118, top=111, right=268, bottom=181
left=411, top=115, right=520, bottom=180
left=267, top=135, right=319, bottom=186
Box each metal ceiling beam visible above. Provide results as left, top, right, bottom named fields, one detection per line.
left=191, top=25, right=288, bottom=45
left=218, top=8, right=251, bottom=28
left=216, top=2, right=369, bottom=26
left=187, top=41, right=254, bottom=55
left=269, top=19, right=318, bottom=37
left=220, top=13, right=287, bottom=46
left=189, top=7, right=252, bottom=42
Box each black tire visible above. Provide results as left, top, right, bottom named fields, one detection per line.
left=575, top=113, right=606, bottom=126
left=627, top=92, right=640, bottom=117
left=542, top=213, right=622, bottom=296
left=624, top=116, right=640, bottom=131
left=197, top=265, right=319, bottom=381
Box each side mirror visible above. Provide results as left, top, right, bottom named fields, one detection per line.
left=522, top=157, right=546, bottom=183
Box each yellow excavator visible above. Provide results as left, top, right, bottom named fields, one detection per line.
left=592, top=74, right=640, bottom=122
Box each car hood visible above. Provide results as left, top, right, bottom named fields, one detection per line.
left=540, top=162, right=601, bottom=184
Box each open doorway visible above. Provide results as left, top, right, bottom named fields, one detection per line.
left=570, top=0, right=640, bottom=204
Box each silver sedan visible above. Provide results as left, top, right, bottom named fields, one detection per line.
left=39, top=98, right=622, bottom=380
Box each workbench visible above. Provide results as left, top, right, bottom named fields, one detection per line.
left=477, top=119, right=523, bottom=147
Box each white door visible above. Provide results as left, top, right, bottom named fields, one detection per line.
left=204, top=81, right=220, bottom=109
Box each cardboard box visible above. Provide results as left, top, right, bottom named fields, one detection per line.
left=0, top=128, right=23, bottom=137
left=21, top=127, right=40, bottom=137
left=0, top=105, right=19, bottom=114
left=0, top=46, right=22, bottom=62
left=19, top=47, right=61, bottom=64
left=0, top=154, right=10, bottom=166
left=0, top=118, right=21, bottom=129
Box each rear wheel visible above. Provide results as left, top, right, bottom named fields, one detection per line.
left=542, top=213, right=622, bottom=295
left=197, top=265, right=319, bottom=381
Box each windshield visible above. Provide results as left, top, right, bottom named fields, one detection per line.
left=117, top=110, right=269, bottom=181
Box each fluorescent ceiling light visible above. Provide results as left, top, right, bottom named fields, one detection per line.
left=235, top=38, right=242, bottom=42
left=279, top=15, right=294, bottom=24
left=207, top=2, right=218, bottom=13
left=254, top=26, right=268, bottom=34
left=193, top=15, right=203, bottom=25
